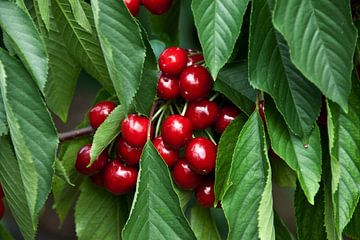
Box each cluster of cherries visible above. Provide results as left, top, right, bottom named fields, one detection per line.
left=0, top=185, right=5, bottom=219
left=124, top=0, right=173, bottom=16
left=75, top=47, right=242, bottom=208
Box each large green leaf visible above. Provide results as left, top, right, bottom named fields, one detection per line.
left=328, top=77, right=360, bottom=237
left=222, top=112, right=274, bottom=240
left=265, top=96, right=322, bottom=204
left=69, top=0, right=92, bottom=33
left=75, top=180, right=129, bottom=240
left=190, top=204, right=221, bottom=240
left=91, top=0, right=146, bottom=111
left=38, top=0, right=50, bottom=30
left=344, top=203, right=360, bottom=239
left=192, top=0, right=250, bottom=79
left=214, top=62, right=256, bottom=116
left=122, top=142, right=196, bottom=240
left=0, top=1, right=48, bottom=92
left=249, top=0, right=321, bottom=138
left=52, top=0, right=113, bottom=92
left=273, top=0, right=357, bottom=111
left=0, top=49, right=58, bottom=217
left=0, top=90, right=7, bottom=136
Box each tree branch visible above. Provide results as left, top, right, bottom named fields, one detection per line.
left=59, top=126, right=95, bottom=143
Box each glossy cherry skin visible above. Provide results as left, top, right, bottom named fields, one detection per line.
left=157, top=74, right=180, bottom=100
left=89, top=101, right=116, bottom=129
left=172, top=159, right=204, bottom=190
left=185, top=137, right=217, bottom=175
left=214, top=106, right=240, bottom=134
left=196, top=179, right=215, bottom=208
left=187, top=53, right=204, bottom=66
left=158, top=47, right=188, bottom=75
left=179, top=65, right=213, bottom=101
left=123, top=0, right=140, bottom=16
left=117, top=138, right=142, bottom=166
left=141, top=0, right=172, bottom=15
left=121, top=114, right=154, bottom=147
left=185, top=99, right=219, bottom=129
left=104, top=160, right=138, bottom=195
left=90, top=170, right=105, bottom=188
left=75, top=144, right=108, bottom=176
left=161, top=115, right=193, bottom=149
left=0, top=199, right=4, bottom=219
left=153, top=137, right=179, bottom=167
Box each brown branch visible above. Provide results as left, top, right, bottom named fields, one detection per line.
left=59, top=126, right=95, bottom=143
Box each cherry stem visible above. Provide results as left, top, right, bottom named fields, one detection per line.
left=59, top=126, right=95, bottom=143
left=169, top=104, right=175, bottom=115
left=181, top=102, right=188, bottom=116
left=173, top=102, right=182, bottom=114
left=155, top=109, right=166, bottom=137
left=148, top=101, right=159, bottom=140
left=209, top=92, right=219, bottom=101
left=152, top=104, right=167, bottom=120
left=204, top=129, right=216, bottom=145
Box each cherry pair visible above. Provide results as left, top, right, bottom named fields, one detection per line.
left=124, top=0, right=172, bottom=16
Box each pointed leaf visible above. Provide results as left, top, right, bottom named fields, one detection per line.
left=174, top=186, right=193, bottom=212
left=54, top=158, right=74, bottom=186
left=38, top=0, right=50, bottom=30
left=190, top=204, right=221, bottom=240
left=69, top=0, right=92, bottom=33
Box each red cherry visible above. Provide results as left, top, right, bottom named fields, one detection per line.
left=0, top=199, right=4, bottom=219
left=104, top=160, right=138, bottom=195
left=153, top=137, right=179, bottom=166
left=172, top=159, right=204, bottom=190
left=121, top=114, right=154, bottom=147
left=185, top=137, right=217, bottom=175
left=157, top=74, right=180, bottom=100
left=75, top=144, right=108, bottom=176
left=214, top=106, right=240, bottom=134
left=89, top=101, right=116, bottom=129
left=187, top=53, right=204, bottom=66
left=123, top=0, right=140, bottom=16
left=161, top=115, right=193, bottom=149
left=141, top=0, right=172, bottom=15
left=0, top=185, right=4, bottom=198
left=90, top=170, right=105, bottom=188
left=185, top=99, right=219, bottom=129
left=317, top=96, right=327, bottom=126
left=195, top=180, right=215, bottom=208
left=117, top=138, right=142, bottom=166
left=179, top=65, right=213, bottom=101
left=259, top=100, right=266, bottom=124
left=158, top=47, right=188, bottom=75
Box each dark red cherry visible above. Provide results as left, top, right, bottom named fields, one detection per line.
left=157, top=74, right=180, bottom=100
left=0, top=199, right=4, bottom=219
left=141, top=0, right=172, bottom=15
left=158, top=47, right=187, bottom=75
left=179, top=65, right=212, bottom=101
left=153, top=137, right=179, bottom=167
left=214, top=106, right=240, bottom=134
left=195, top=179, right=215, bottom=208
left=187, top=53, right=204, bottom=66
left=75, top=144, right=108, bottom=176
left=172, top=159, right=204, bottom=190
left=117, top=138, right=142, bottom=166
left=121, top=114, right=154, bottom=147
left=90, top=170, right=105, bottom=188
left=185, top=99, right=219, bottom=129
left=0, top=184, right=4, bottom=199
left=123, top=0, right=140, bottom=16
left=185, top=137, right=217, bottom=175
left=317, top=96, right=327, bottom=126
left=104, top=160, right=138, bottom=195
left=89, top=101, right=116, bottom=129
left=161, top=115, right=193, bottom=149
left=259, top=100, right=266, bottom=124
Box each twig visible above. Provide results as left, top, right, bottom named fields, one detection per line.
left=59, top=127, right=95, bottom=143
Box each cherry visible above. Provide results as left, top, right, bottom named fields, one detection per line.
left=187, top=53, right=204, bottom=66
left=104, top=160, right=138, bottom=195
left=259, top=100, right=266, bottom=125
left=185, top=99, right=219, bottom=129
left=185, top=137, right=217, bottom=175
left=117, top=137, right=142, bottom=166
left=89, top=101, right=116, bottom=129
left=0, top=199, right=4, bottom=219
left=157, top=74, right=180, bottom=100
left=158, top=47, right=188, bottom=75
left=141, top=0, right=172, bottom=15
left=195, top=179, right=215, bottom=208
left=179, top=65, right=212, bottom=101
left=90, top=170, right=105, bottom=188
left=214, top=106, right=240, bottom=134
left=172, top=159, right=204, bottom=190
left=75, top=144, right=108, bottom=176
left=121, top=114, right=154, bottom=147
left=161, top=115, right=193, bottom=149
left=153, top=137, right=179, bottom=166
left=124, top=0, right=140, bottom=16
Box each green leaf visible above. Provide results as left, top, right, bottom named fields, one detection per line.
left=174, top=186, right=193, bottom=212
left=75, top=180, right=129, bottom=240
left=52, top=0, right=114, bottom=93
left=54, top=158, right=74, bottom=186
left=215, top=62, right=256, bottom=116
left=222, top=112, right=274, bottom=240
left=69, top=0, right=92, bottom=33
left=265, top=96, right=322, bottom=204
left=0, top=136, right=37, bottom=240
left=38, top=0, right=50, bottom=30
left=214, top=116, right=247, bottom=202
left=0, top=1, right=49, bottom=92
left=274, top=212, right=294, bottom=240
left=90, top=105, right=124, bottom=163
left=0, top=49, right=58, bottom=219
left=122, top=142, right=196, bottom=240
left=91, top=0, right=146, bottom=111
left=270, top=156, right=297, bottom=190
left=190, top=204, right=221, bottom=240
left=272, top=0, right=357, bottom=111
left=328, top=77, right=360, bottom=236
left=0, top=223, right=15, bottom=240
left=0, top=90, right=7, bottom=136
left=249, top=0, right=321, bottom=138
left=344, top=203, right=360, bottom=239
left=192, top=0, right=250, bottom=79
